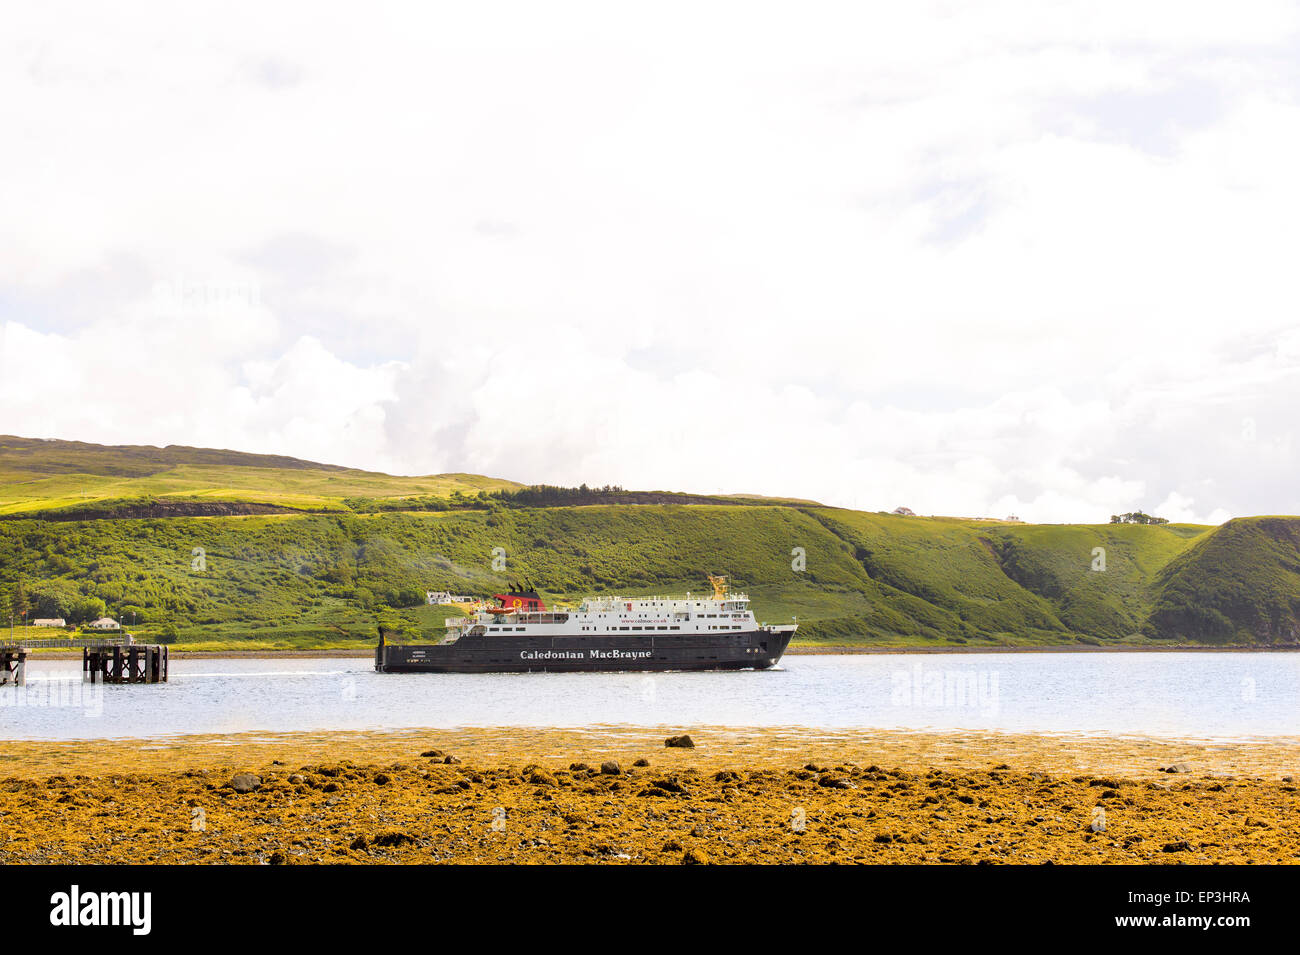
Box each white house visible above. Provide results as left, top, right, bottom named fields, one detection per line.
left=32, top=618, right=66, bottom=628
left=427, top=591, right=473, bottom=605
left=87, top=617, right=121, bottom=631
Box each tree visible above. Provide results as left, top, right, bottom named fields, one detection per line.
left=27, top=581, right=79, bottom=620
left=1110, top=511, right=1169, bottom=526
left=70, top=596, right=108, bottom=624
left=9, top=579, right=29, bottom=619
left=119, top=604, right=147, bottom=625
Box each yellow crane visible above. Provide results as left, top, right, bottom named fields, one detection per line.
left=707, top=574, right=728, bottom=600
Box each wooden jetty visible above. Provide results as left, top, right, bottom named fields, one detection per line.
left=0, top=636, right=168, bottom=686
left=84, top=643, right=168, bottom=684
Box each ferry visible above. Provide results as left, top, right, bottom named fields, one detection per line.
left=375, top=576, right=796, bottom=673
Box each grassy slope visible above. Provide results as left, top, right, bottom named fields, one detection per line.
left=1147, top=517, right=1300, bottom=644
left=796, top=510, right=1214, bottom=645
left=0, top=506, right=867, bottom=648
left=977, top=522, right=1206, bottom=640
left=3, top=500, right=1284, bottom=651
left=2, top=437, right=1298, bottom=650
left=0, top=436, right=521, bottom=515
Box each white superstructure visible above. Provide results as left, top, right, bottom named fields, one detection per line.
left=442, top=578, right=764, bottom=644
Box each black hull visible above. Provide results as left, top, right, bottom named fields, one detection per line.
left=375, top=628, right=794, bottom=674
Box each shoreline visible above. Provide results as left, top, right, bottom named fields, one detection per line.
left=2, top=726, right=1296, bottom=864
left=4, top=725, right=1298, bottom=779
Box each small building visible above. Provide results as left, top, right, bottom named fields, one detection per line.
left=87, top=617, right=121, bottom=631
left=32, top=618, right=66, bottom=628
left=427, top=591, right=473, bottom=605
left=892, top=506, right=916, bottom=516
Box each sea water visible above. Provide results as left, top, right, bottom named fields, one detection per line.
left=2, top=652, right=1297, bottom=742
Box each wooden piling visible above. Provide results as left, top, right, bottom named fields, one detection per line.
left=82, top=644, right=168, bottom=683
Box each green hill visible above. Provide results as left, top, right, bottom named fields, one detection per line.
left=0, top=436, right=1296, bottom=650
left=0, top=435, right=523, bottom=517
left=1146, top=517, right=1300, bottom=644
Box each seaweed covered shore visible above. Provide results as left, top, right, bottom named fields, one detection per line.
left=1, top=727, right=1296, bottom=864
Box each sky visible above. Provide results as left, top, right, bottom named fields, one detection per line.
left=3, top=1, right=1299, bottom=523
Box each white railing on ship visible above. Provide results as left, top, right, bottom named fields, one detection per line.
left=582, top=594, right=749, bottom=606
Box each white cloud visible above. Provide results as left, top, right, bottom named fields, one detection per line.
left=3, top=2, right=1300, bottom=522
left=1155, top=490, right=1232, bottom=526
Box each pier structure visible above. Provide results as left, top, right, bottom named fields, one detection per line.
left=0, top=636, right=168, bottom=686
